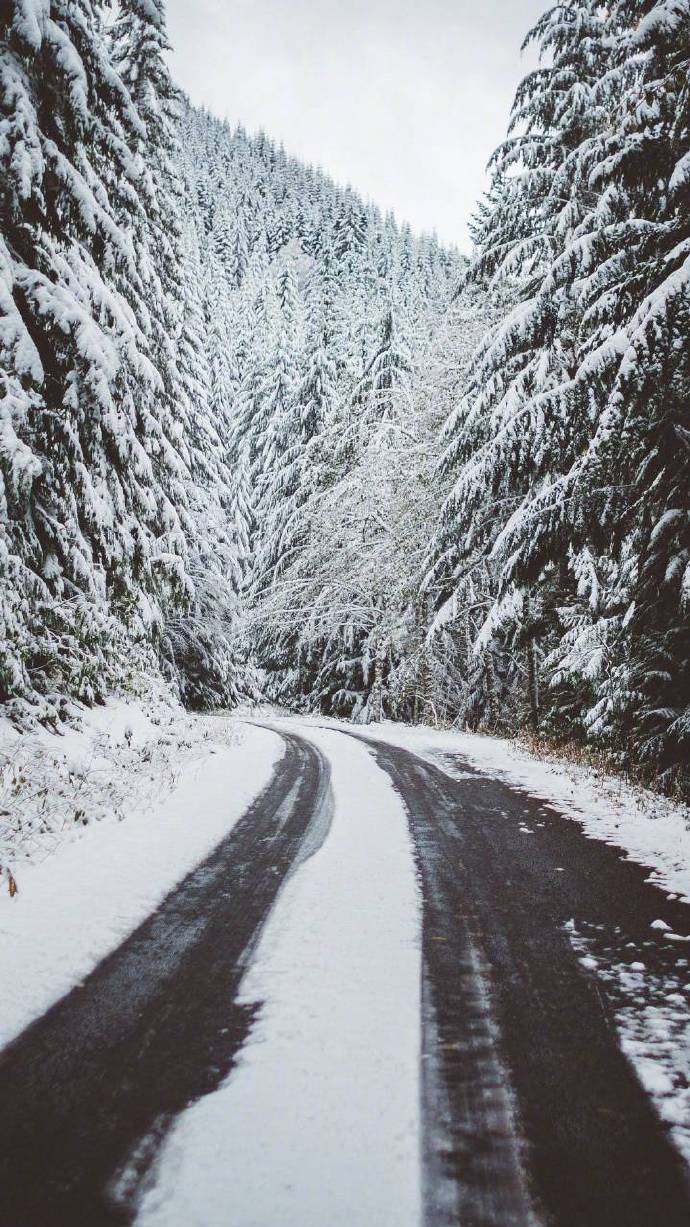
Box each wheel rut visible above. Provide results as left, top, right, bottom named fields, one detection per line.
left=338, top=728, right=690, bottom=1227
left=0, top=730, right=331, bottom=1227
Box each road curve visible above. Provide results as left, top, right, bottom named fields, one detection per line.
left=3, top=718, right=690, bottom=1227
left=0, top=730, right=331, bottom=1227
left=351, top=731, right=690, bottom=1227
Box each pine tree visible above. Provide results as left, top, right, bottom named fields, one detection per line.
left=0, top=0, right=190, bottom=718
left=431, top=0, right=690, bottom=787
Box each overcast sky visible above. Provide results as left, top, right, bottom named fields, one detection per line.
left=165, top=0, right=545, bottom=251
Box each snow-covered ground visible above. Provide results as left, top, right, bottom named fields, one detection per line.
left=0, top=693, right=282, bottom=1049
left=136, top=725, right=423, bottom=1227
left=3, top=704, right=690, bottom=1219
left=1, top=679, right=202, bottom=878
left=568, top=921, right=690, bottom=1165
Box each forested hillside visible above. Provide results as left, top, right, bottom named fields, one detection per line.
left=1, top=0, right=689, bottom=795
left=0, top=0, right=464, bottom=721
left=173, top=105, right=465, bottom=717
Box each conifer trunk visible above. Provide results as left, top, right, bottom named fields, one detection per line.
left=485, top=652, right=498, bottom=730
left=525, top=589, right=540, bottom=734
left=371, top=640, right=385, bottom=723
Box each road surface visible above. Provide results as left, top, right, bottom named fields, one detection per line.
left=1, top=720, right=689, bottom=1227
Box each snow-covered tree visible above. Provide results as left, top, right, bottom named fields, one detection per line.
left=431, top=0, right=690, bottom=789
left=0, top=0, right=190, bottom=719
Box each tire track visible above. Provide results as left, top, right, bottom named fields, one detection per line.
left=0, top=730, right=331, bottom=1227
left=341, top=729, right=690, bottom=1227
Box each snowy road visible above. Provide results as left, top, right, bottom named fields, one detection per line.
left=352, top=730, right=690, bottom=1227
left=0, top=730, right=330, bottom=1227
left=2, top=719, right=690, bottom=1227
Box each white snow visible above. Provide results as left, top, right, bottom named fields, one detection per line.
left=136, top=724, right=423, bottom=1227
left=0, top=699, right=282, bottom=1049
left=5, top=704, right=690, bottom=1210
left=568, top=924, right=690, bottom=1165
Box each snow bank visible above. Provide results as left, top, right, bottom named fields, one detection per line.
left=0, top=697, right=282, bottom=1050
left=0, top=678, right=192, bottom=876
